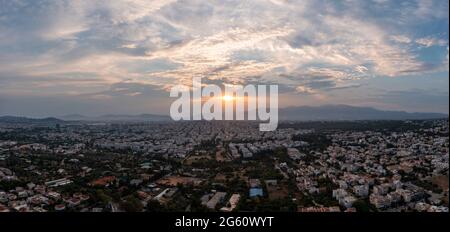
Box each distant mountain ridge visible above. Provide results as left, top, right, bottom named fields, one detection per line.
left=1, top=105, right=447, bottom=124
left=58, top=113, right=170, bottom=122
left=0, top=116, right=64, bottom=124
left=279, top=105, right=448, bottom=121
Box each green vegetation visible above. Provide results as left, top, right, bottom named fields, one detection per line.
left=120, top=195, right=143, bottom=212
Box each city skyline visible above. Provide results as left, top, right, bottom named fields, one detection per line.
left=0, top=0, right=449, bottom=117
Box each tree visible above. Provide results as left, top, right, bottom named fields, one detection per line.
left=353, top=200, right=371, bottom=212
left=120, top=195, right=143, bottom=212
left=95, top=189, right=112, bottom=205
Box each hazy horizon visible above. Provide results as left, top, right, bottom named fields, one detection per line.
left=1, top=104, right=448, bottom=119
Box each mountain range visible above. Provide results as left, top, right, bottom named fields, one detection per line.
left=58, top=113, right=170, bottom=122
left=279, top=105, right=448, bottom=121
left=0, top=116, right=64, bottom=124
left=0, top=105, right=447, bottom=124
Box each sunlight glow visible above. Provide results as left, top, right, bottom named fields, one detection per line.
left=222, top=95, right=235, bottom=102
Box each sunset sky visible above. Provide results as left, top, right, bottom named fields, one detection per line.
left=0, top=0, right=448, bottom=117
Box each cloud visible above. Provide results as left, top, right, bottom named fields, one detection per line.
left=126, top=92, right=142, bottom=97
left=295, top=86, right=316, bottom=95
left=121, top=44, right=138, bottom=49
left=414, top=0, right=449, bottom=19
left=391, top=35, right=412, bottom=44
left=0, top=0, right=448, bottom=116
left=416, top=37, right=448, bottom=47
left=1, top=0, right=446, bottom=86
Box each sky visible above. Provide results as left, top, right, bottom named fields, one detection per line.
left=0, top=0, right=448, bottom=117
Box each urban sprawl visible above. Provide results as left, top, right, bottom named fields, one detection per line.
left=0, top=119, right=448, bottom=212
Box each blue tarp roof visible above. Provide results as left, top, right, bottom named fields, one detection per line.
left=249, top=188, right=263, bottom=197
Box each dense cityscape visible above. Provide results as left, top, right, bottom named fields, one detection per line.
left=0, top=119, right=448, bottom=212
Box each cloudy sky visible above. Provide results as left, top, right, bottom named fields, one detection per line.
left=0, top=0, right=448, bottom=117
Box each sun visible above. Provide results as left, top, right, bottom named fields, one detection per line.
left=222, top=95, right=234, bottom=102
